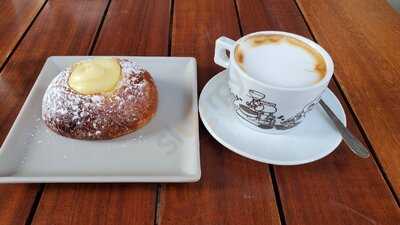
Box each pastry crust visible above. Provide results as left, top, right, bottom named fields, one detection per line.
left=42, top=58, right=158, bottom=140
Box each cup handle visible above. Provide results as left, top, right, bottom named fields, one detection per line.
left=214, top=36, right=235, bottom=68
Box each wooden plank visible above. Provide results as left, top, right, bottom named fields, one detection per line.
left=0, top=1, right=109, bottom=225
left=0, top=0, right=46, bottom=68
left=158, top=1, right=281, bottom=225
left=31, top=184, right=156, bottom=225
left=30, top=1, right=171, bottom=225
left=236, top=0, right=400, bottom=224
left=296, top=0, right=400, bottom=196
left=93, top=0, right=170, bottom=55
left=0, top=184, right=40, bottom=225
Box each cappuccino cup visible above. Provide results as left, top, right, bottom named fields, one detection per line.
left=214, top=31, right=334, bottom=134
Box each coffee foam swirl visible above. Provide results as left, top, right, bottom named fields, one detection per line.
left=235, top=34, right=327, bottom=88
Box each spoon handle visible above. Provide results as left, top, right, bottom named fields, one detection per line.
left=319, top=99, right=370, bottom=158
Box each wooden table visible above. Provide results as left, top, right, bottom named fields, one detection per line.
left=0, top=0, right=399, bottom=224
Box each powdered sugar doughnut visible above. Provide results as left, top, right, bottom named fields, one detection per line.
left=42, top=58, right=158, bottom=140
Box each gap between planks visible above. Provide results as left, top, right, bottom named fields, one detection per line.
left=0, top=1, right=49, bottom=225
left=154, top=0, right=174, bottom=224
left=24, top=184, right=45, bottom=225
left=234, top=0, right=288, bottom=224
left=12, top=0, right=395, bottom=225
left=292, top=0, right=399, bottom=206
left=0, top=0, right=49, bottom=74
left=20, top=1, right=112, bottom=225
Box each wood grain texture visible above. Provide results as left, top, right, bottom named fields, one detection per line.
left=0, top=1, right=109, bottom=225
left=30, top=1, right=171, bottom=225
left=0, top=0, right=109, bottom=149
left=93, top=0, right=170, bottom=55
left=158, top=1, right=281, bottom=225
left=296, top=0, right=400, bottom=196
left=236, top=0, right=400, bottom=224
left=31, top=184, right=156, bottom=225
left=0, top=184, right=40, bottom=225
left=0, top=0, right=46, bottom=68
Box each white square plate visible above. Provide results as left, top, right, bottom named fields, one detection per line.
left=0, top=56, right=201, bottom=183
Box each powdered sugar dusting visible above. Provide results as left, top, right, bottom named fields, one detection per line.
left=120, top=58, right=144, bottom=75
left=42, top=58, right=154, bottom=139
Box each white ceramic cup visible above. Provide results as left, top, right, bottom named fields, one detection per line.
left=214, top=31, right=334, bottom=134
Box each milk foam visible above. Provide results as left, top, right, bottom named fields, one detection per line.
left=236, top=35, right=326, bottom=88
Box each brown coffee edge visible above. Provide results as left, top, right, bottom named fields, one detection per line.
left=235, top=45, right=244, bottom=65
left=237, top=34, right=327, bottom=80
left=285, top=37, right=327, bottom=78
left=248, top=34, right=284, bottom=47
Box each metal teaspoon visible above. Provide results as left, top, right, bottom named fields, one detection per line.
left=319, top=99, right=370, bottom=158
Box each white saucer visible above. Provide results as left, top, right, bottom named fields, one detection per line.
left=199, top=70, right=346, bottom=165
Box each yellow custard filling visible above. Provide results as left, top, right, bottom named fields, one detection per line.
left=68, top=58, right=122, bottom=95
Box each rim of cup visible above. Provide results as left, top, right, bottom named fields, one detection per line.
left=231, top=31, right=334, bottom=91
